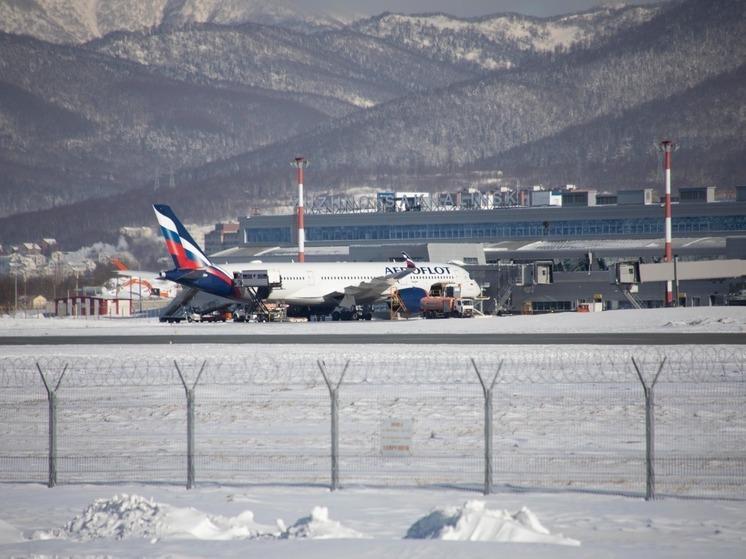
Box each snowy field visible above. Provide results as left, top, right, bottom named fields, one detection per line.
left=1, top=484, right=745, bottom=558
left=0, top=307, right=744, bottom=557
left=1, top=305, right=746, bottom=336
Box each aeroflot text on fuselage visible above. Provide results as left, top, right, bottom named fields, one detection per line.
left=385, top=266, right=452, bottom=275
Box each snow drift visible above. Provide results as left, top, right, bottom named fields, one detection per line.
left=32, top=494, right=363, bottom=542
left=280, top=506, right=365, bottom=539
left=405, top=500, right=580, bottom=545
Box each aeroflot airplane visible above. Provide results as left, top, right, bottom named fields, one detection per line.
left=153, top=204, right=481, bottom=318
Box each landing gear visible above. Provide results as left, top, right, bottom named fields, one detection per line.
left=331, top=305, right=373, bottom=321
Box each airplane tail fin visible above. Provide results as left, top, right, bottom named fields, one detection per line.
left=401, top=251, right=416, bottom=269
left=153, top=204, right=212, bottom=270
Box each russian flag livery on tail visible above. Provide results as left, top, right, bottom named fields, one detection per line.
left=154, top=204, right=212, bottom=270
left=153, top=204, right=237, bottom=298
left=402, top=251, right=416, bottom=269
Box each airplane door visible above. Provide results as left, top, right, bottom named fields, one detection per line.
left=307, top=270, right=316, bottom=286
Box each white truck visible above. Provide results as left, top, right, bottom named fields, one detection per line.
left=420, top=283, right=475, bottom=318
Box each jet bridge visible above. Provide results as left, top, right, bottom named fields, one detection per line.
left=617, top=260, right=746, bottom=284
left=615, top=259, right=746, bottom=307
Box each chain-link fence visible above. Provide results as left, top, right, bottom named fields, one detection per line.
left=1, top=348, right=744, bottom=500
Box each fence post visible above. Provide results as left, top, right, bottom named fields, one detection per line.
left=175, top=360, right=206, bottom=490
left=632, top=356, right=666, bottom=501
left=36, top=362, right=68, bottom=488
left=318, top=359, right=349, bottom=491
left=471, top=358, right=503, bottom=495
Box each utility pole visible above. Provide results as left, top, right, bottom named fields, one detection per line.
left=291, top=157, right=309, bottom=262
left=658, top=140, right=677, bottom=306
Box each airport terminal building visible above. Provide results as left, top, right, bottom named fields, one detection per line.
left=205, top=186, right=746, bottom=313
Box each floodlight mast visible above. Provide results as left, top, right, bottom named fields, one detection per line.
left=658, top=140, right=676, bottom=306
left=291, top=157, right=309, bottom=263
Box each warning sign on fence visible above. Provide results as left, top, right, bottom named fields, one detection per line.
left=381, top=418, right=414, bottom=457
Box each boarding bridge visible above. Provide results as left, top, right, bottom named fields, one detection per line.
left=639, top=260, right=746, bottom=282
left=615, top=259, right=746, bottom=307
left=617, top=260, right=746, bottom=284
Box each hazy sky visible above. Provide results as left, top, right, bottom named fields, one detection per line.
left=301, top=0, right=662, bottom=19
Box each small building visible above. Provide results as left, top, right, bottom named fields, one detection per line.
left=530, top=190, right=563, bottom=207
left=736, top=186, right=746, bottom=202
left=618, top=188, right=656, bottom=205
left=679, top=186, right=716, bottom=203
left=55, top=296, right=132, bottom=317
left=40, top=238, right=58, bottom=255
left=561, top=190, right=597, bottom=207
left=205, top=222, right=240, bottom=254
left=20, top=242, right=41, bottom=255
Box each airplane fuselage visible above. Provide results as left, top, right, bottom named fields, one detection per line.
left=209, top=261, right=480, bottom=307
left=152, top=203, right=480, bottom=316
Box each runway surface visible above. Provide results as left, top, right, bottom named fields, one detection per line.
left=1, top=333, right=743, bottom=345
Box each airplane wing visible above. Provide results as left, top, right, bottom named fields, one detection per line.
left=323, top=267, right=416, bottom=306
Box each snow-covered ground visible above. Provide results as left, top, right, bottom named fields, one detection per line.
left=1, top=484, right=745, bottom=558
left=1, top=305, right=746, bottom=336
left=0, top=306, right=744, bottom=557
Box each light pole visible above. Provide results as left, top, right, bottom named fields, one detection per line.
left=290, top=157, right=309, bottom=263
left=657, top=140, right=677, bottom=306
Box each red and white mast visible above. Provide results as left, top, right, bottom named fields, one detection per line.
left=291, top=156, right=308, bottom=263
left=659, top=140, right=675, bottom=306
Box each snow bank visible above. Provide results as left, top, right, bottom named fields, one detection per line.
left=33, top=494, right=278, bottom=542
left=405, top=500, right=580, bottom=546
left=280, top=506, right=365, bottom=539
left=662, top=316, right=737, bottom=329
left=32, top=494, right=363, bottom=543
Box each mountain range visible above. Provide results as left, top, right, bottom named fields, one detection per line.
left=0, top=0, right=350, bottom=44
left=0, top=0, right=744, bottom=248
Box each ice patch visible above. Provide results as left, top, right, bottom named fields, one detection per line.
left=33, top=494, right=278, bottom=542
left=280, top=506, right=365, bottom=539
left=405, top=500, right=580, bottom=546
